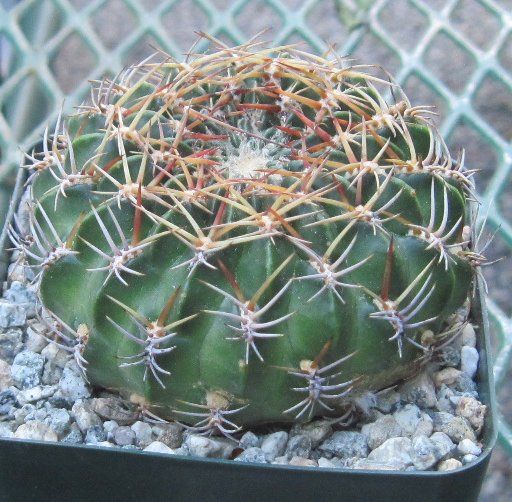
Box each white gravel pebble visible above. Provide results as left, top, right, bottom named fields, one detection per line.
left=455, top=396, right=486, bottom=431
left=234, top=447, right=267, bottom=463
left=399, top=372, right=437, bottom=409
left=0, top=422, right=14, bottom=438
left=461, top=324, right=476, bottom=347
left=131, top=421, right=153, bottom=447
left=432, top=412, right=476, bottom=443
left=261, top=431, right=288, bottom=461
left=430, top=432, right=456, bottom=460
left=0, top=358, right=12, bottom=391
left=185, top=434, right=235, bottom=459
left=144, top=441, right=176, bottom=454
left=461, top=346, right=479, bottom=379
left=318, top=457, right=336, bottom=468
left=290, top=419, right=332, bottom=447
left=367, top=437, right=413, bottom=468
left=0, top=300, right=26, bottom=328
left=15, top=421, right=58, bottom=442
left=462, top=454, right=478, bottom=464
left=72, top=402, right=102, bottom=433
left=11, top=351, right=44, bottom=389
left=25, top=323, right=48, bottom=353
left=319, top=431, right=369, bottom=459
left=362, top=415, right=403, bottom=450
left=239, top=431, right=260, bottom=449
left=437, top=458, right=463, bottom=471
left=433, top=368, right=462, bottom=388
left=458, top=438, right=482, bottom=456
left=411, top=435, right=439, bottom=470
left=393, top=404, right=433, bottom=438
left=57, top=365, right=91, bottom=401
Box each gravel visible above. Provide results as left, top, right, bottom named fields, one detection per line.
left=0, top=201, right=489, bottom=474
left=261, top=431, right=288, bottom=461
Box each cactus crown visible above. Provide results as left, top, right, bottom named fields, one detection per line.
left=12, top=39, right=478, bottom=435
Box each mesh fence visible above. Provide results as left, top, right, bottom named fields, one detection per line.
left=0, top=0, right=511, bottom=487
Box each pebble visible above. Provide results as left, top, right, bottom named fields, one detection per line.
left=19, top=385, right=57, bottom=403
left=89, top=396, right=138, bottom=425
left=0, top=301, right=26, bottom=328
left=461, top=324, right=476, bottom=347
left=411, top=435, right=439, bottom=470
left=43, top=407, right=71, bottom=437
left=437, top=458, right=462, bottom=471
left=25, top=323, right=48, bottom=353
left=461, top=346, right=479, bottom=379
left=462, top=454, right=478, bottom=465
left=3, top=282, right=37, bottom=317
left=131, top=421, right=153, bottom=447
left=317, top=457, right=336, bottom=468
left=290, top=419, right=332, bottom=447
left=271, top=455, right=288, bottom=465
left=153, top=422, right=183, bottom=449
left=41, top=359, right=64, bottom=386
left=433, top=368, right=461, bottom=388
left=432, top=412, right=476, bottom=443
left=284, top=434, right=312, bottom=459
left=289, top=456, right=318, bottom=467
left=399, top=372, right=437, bottom=409
left=454, top=373, right=478, bottom=395
left=96, top=441, right=115, bottom=448
left=85, top=425, right=107, bottom=444
left=361, top=415, right=403, bottom=450
left=0, top=422, right=14, bottom=438
left=234, top=447, right=267, bottom=463
left=455, top=396, right=486, bottom=431
left=261, top=431, right=288, bottom=461
left=367, top=437, right=413, bottom=468
left=13, top=403, right=36, bottom=426
left=71, top=401, right=102, bottom=433
left=14, top=421, right=58, bottom=442
left=429, top=432, right=456, bottom=460
left=393, top=404, right=433, bottom=438
left=437, top=345, right=461, bottom=368
left=185, top=434, right=235, bottom=459
left=61, top=423, right=83, bottom=444
left=318, top=431, right=369, bottom=460
left=436, top=385, right=456, bottom=413
left=41, top=344, right=70, bottom=369
left=374, top=390, right=401, bottom=414
left=0, top=388, right=19, bottom=416
left=113, top=426, right=136, bottom=446
left=0, top=329, right=23, bottom=363
left=0, top=359, right=13, bottom=391
left=239, top=431, right=260, bottom=449
left=458, top=438, right=482, bottom=456
left=7, top=262, right=34, bottom=283
left=103, top=420, right=119, bottom=440
left=11, top=351, right=45, bottom=389
left=144, top=441, right=176, bottom=454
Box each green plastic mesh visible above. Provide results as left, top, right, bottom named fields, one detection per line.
left=1, top=0, right=512, bottom=456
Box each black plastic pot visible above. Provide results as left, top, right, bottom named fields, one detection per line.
left=0, top=169, right=497, bottom=502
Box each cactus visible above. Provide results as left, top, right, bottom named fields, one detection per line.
left=12, top=40, right=478, bottom=434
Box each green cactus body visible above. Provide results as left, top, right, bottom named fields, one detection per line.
left=16, top=44, right=475, bottom=431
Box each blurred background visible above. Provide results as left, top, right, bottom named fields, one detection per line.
left=0, top=0, right=511, bottom=499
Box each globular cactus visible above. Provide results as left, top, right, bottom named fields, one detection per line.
left=11, top=40, right=480, bottom=435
